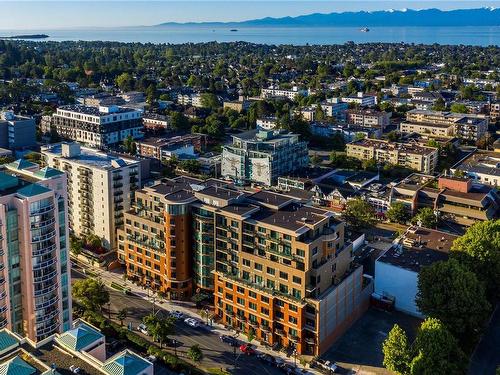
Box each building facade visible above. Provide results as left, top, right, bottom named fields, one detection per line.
left=347, top=109, right=391, bottom=130
left=0, top=163, right=71, bottom=342
left=0, top=112, right=36, bottom=151
left=346, top=139, right=438, bottom=174
left=261, top=86, right=307, bottom=101
left=221, top=130, right=309, bottom=186
left=42, top=143, right=141, bottom=250
left=43, top=105, right=143, bottom=149
left=400, top=109, right=489, bottom=142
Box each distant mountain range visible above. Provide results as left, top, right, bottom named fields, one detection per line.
left=156, top=8, right=500, bottom=27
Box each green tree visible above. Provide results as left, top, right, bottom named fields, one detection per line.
left=72, top=279, right=110, bottom=312
left=416, top=259, right=491, bottom=340
left=143, top=313, right=176, bottom=348
left=409, top=318, right=467, bottom=375
left=70, top=235, right=83, bottom=255
left=382, top=324, right=411, bottom=375
left=432, top=97, right=446, bottom=111
left=342, top=198, right=376, bottom=230
left=123, top=135, right=136, bottom=155
left=200, top=93, right=219, bottom=110
left=310, top=154, right=322, bottom=167
left=117, top=308, right=127, bottom=326
left=85, top=233, right=102, bottom=249
left=451, top=220, right=500, bottom=299
left=170, top=112, right=190, bottom=131
left=386, top=202, right=410, bottom=224
left=411, top=207, right=437, bottom=229
left=450, top=103, right=468, bottom=114
left=187, top=344, right=203, bottom=362
left=178, top=159, right=201, bottom=174
left=115, top=72, right=134, bottom=92
left=25, top=152, right=41, bottom=164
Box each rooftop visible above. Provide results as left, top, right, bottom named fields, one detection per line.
left=57, top=104, right=138, bottom=116
left=248, top=190, right=295, bottom=209
left=378, top=226, right=459, bottom=272
left=350, top=138, right=437, bottom=156
left=453, top=150, right=500, bottom=178
left=44, top=143, right=138, bottom=170
left=57, top=323, right=104, bottom=351
left=102, top=350, right=151, bottom=375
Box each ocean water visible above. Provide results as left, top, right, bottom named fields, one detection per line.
left=2, top=25, right=499, bottom=46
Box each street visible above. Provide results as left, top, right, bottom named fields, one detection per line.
left=71, top=267, right=289, bottom=375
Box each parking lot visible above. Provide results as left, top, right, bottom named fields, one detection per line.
left=322, top=308, right=422, bottom=374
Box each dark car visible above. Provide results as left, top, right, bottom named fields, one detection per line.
left=257, top=353, right=275, bottom=365
left=219, top=335, right=238, bottom=346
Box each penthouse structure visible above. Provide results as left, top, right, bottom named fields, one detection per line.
left=340, top=92, right=377, bottom=107
left=347, top=109, right=391, bottom=130
left=346, top=139, right=438, bottom=174
left=400, top=109, right=489, bottom=142
left=451, top=150, right=500, bottom=187
left=0, top=162, right=71, bottom=342
left=42, top=143, right=141, bottom=250
left=136, top=134, right=207, bottom=161
left=43, top=105, right=143, bottom=149
left=221, top=130, right=309, bottom=186
left=391, top=174, right=500, bottom=226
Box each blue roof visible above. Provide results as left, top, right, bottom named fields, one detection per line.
left=0, top=331, right=19, bottom=354
left=16, top=184, right=51, bottom=198
left=7, top=159, right=37, bottom=171
left=102, top=351, right=150, bottom=375
left=57, top=323, right=103, bottom=351
left=0, top=356, right=36, bottom=375
left=34, top=167, right=64, bottom=179
left=0, top=172, right=19, bottom=192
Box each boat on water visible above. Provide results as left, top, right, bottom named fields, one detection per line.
left=230, top=29, right=238, bottom=32
left=360, top=27, right=370, bottom=32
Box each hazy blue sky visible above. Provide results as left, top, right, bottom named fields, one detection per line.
left=1, top=1, right=498, bottom=30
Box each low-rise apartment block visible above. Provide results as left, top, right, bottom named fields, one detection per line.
left=347, top=109, right=391, bottom=130
left=451, top=150, right=500, bottom=187
left=142, top=113, right=170, bottom=132
left=221, top=130, right=309, bottom=186
left=341, top=92, right=377, bottom=107
left=400, top=109, right=489, bottom=142
left=0, top=162, right=72, bottom=342
left=490, top=101, right=500, bottom=123
left=346, top=139, right=438, bottom=174
left=42, top=142, right=141, bottom=250
left=391, top=174, right=500, bottom=226
left=261, top=86, right=307, bottom=101
left=42, top=104, right=143, bottom=149
left=136, top=134, right=207, bottom=160
left=320, top=98, right=348, bottom=121
left=256, top=117, right=278, bottom=130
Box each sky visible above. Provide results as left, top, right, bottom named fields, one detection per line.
left=1, top=1, right=499, bottom=30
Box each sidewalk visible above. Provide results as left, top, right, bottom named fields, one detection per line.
left=74, top=259, right=324, bottom=375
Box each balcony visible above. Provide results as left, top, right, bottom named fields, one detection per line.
left=35, top=294, right=59, bottom=310
left=113, top=174, right=123, bottom=181
left=36, top=320, right=60, bottom=337
left=34, top=282, right=58, bottom=297
left=32, top=244, right=57, bottom=257
left=0, top=291, right=6, bottom=300
left=127, top=235, right=165, bottom=253
left=33, top=269, right=58, bottom=284
left=0, top=278, right=5, bottom=286
left=36, top=308, right=59, bottom=323
left=0, top=264, right=4, bottom=272
left=31, top=229, right=56, bottom=243
left=304, top=337, right=316, bottom=345
left=33, top=257, right=57, bottom=271
left=113, top=182, right=124, bottom=189
left=30, top=217, right=56, bottom=230
left=0, top=318, right=7, bottom=329
left=30, top=204, right=55, bottom=216
left=0, top=305, right=7, bottom=314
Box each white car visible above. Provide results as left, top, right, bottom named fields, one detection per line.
left=184, top=317, right=201, bottom=327
left=137, top=323, right=149, bottom=335
left=69, top=365, right=81, bottom=374
left=146, top=355, right=157, bottom=363
left=170, top=310, right=184, bottom=319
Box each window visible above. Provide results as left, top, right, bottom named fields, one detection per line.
left=261, top=296, right=269, bottom=304
left=279, top=271, right=288, bottom=280
left=249, top=302, right=257, bottom=311
left=249, top=291, right=257, bottom=299
left=289, top=316, right=298, bottom=324
left=237, top=297, right=245, bottom=306
left=279, top=284, right=288, bottom=294
left=289, top=305, right=298, bottom=312
left=226, top=282, right=233, bottom=289
left=255, top=263, right=263, bottom=271
left=292, top=288, right=301, bottom=299
left=242, top=271, right=250, bottom=281
left=261, top=307, right=269, bottom=316
left=266, top=267, right=275, bottom=275
left=293, top=276, right=301, bottom=284
left=237, top=286, right=245, bottom=294
left=312, top=247, right=318, bottom=255
left=296, top=249, right=305, bottom=257
left=266, top=280, right=275, bottom=289
left=243, top=259, right=250, bottom=267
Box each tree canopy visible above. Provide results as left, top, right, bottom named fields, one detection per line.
left=342, top=198, right=376, bottom=230
left=72, top=278, right=110, bottom=312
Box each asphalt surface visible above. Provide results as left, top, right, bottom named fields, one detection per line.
left=71, top=267, right=287, bottom=375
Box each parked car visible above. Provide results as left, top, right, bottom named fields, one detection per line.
left=274, top=357, right=285, bottom=368
left=146, top=355, right=157, bottom=363
left=257, top=353, right=275, bottom=364
left=170, top=310, right=184, bottom=319
left=184, top=317, right=201, bottom=327
left=69, top=365, right=81, bottom=374
left=313, top=359, right=338, bottom=373
left=279, top=364, right=296, bottom=374
left=239, top=343, right=256, bottom=355
left=137, top=323, right=149, bottom=335
left=219, top=335, right=239, bottom=346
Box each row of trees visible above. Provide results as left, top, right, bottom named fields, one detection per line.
left=383, top=220, right=500, bottom=374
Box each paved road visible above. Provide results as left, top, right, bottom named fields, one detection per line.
left=468, top=304, right=500, bottom=375
left=72, top=267, right=286, bottom=375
